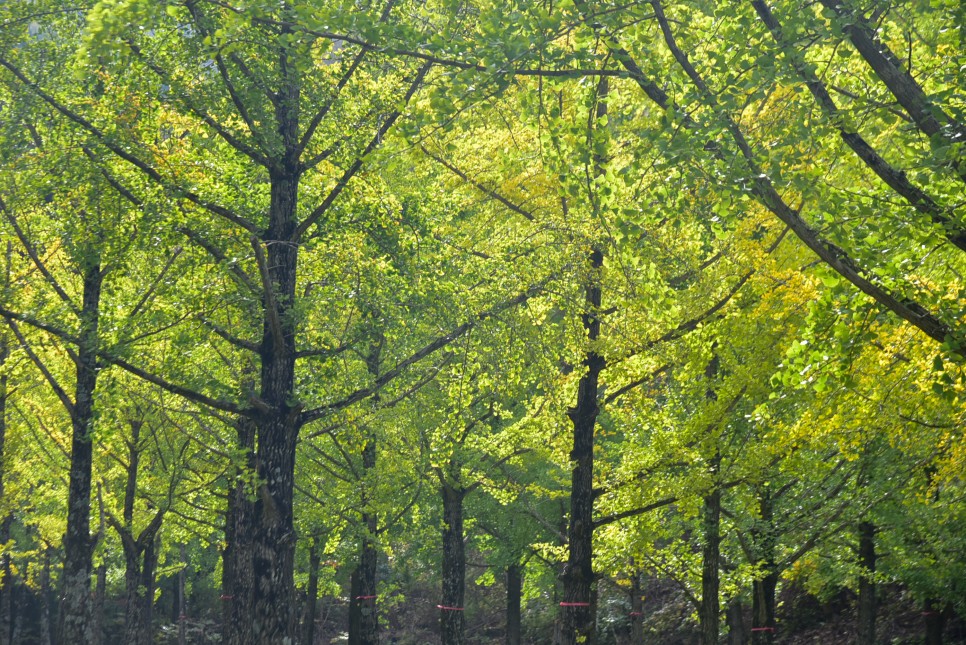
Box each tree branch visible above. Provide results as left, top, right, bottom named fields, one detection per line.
left=0, top=56, right=259, bottom=234
left=294, top=62, right=432, bottom=241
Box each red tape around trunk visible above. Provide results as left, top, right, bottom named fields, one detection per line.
left=437, top=605, right=464, bottom=611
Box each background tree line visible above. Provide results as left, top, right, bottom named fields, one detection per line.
left=0, top=0, right=963, bottom=644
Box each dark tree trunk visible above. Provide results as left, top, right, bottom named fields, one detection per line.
left=923, top=600, right=950, bottom=645
left=349, top=514, right=379, bottom=645
left=141, top=534, right=158, bottom=645
left=700, top=476, right=721, bottom=645
left=178, top=545, right=187, bottom=645
left=750, top=573, right=777, bottom=645
left=751, top=491, right=777, bottom=645
left=223, top=416, right=256, bottom=645
left=629, top=570, right=644, bottom=644
left=558, top=247, right=604, bottom=645
left=59, top=257, right=103, bottom=644
left=91, top=563, right=106, bottom=645
left=40, top=548, right=53, bottom=645
left=506, top=562, right=522, bottom=645
left=856, top=521, right=876, bottom=645
left=350, top=338, right=382, bottom=645
left=249, top=74, right=302, bottom=638
left=0, top=318, right=11, bottom=645
left=440, top=483, right=466, bottom=645
left=304, top=538, right=320, bottom=645
left=109, top=419, right=164, bottom=645
left=726, top=599, right=745, bottom=645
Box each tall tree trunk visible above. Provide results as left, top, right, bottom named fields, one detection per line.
left=40, top=549, right=53, bottom=645
left=856, top=521, right=876, bottom=645
left=304, top=538, right=320, bottom=645
left=629, top=569, right=644, bottom=644
left=349, top=506, right=379, bottom=645
left=109, top=419, right=164, bottom=645
left=178, top=544, right=187, bottom=645
left=506, top=562, right=522, bottom=645
left=726, top=599, right=745, bottom=645
left=700, top=474, right=721, bottom=645
left=558, top=247, right=604, bottom=645
left=440, top=483, right=466, bottom=645
left=923, top=600, right=949, bottom=645
left=91, top=563, right=106, bottom=645
left=699, top=348, right=722, bottom=645
left=250, top=62, right=302, bottom=638
left=350, top=337, right=382, bottom=645
left=0, top=307, right=11, bottom=645
left=141, top=534, right=158, bottom=645
left=223, top=416, right=256, bottom=645
left=59, top=256, right=103, bottom=644
left=751, top=491, right=777, bottom=645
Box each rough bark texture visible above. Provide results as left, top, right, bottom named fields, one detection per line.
left=223, top=416, right=256, bottom=645
left=59, top=257, right=102, bottom=644
left=440, top=484, right=466, bottom=645
left=506, top=563, right=522, bottom=645
left=349, top=528, right=378, bottom=645
left=751, top=491, right=777, bottom=645
left=856, top=521, right=876, bottom=645
left=249, top=48, right=302, bottom=635
left=558, top=247, right=604, bottom=645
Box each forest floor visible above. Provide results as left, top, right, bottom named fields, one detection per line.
left=292, top=581, right=966, bottom=644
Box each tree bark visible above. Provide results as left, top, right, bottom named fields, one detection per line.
left=178, top=544, right=187, bottom=645
left=223, top=416, right=256, bottom=645
left=91, top=563, right=106, bottom=645
left=249, top=52, right=302, bottom=636
left=856, top=521, right=876, bottom=645
left=40, top=549, right=53, bottom=645
left=0, top=309, right=11, bottom=645
left=108, top=419, right=165, bottom=645
left=923, top=600, right=950, bottom=645
left=699, top=348, right=722, bottom=645
left=558, top=247, right=604, bottom=645
left=700, top=476, right=721, bottom=645
left=629, top=569, right=644, bottom=644
left=304, top=538, right=320, bottom=645
left=726, top=599, right=745, bottom=645
left=59, top=256, right=103, bottom=644
left=751, top=491, right=777, bottom=645
left=350, top=337, right=382, bottom=645
left=506, top=562, right=522, bottom=645
left=440, top=483, right=466, bottom=645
